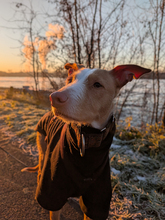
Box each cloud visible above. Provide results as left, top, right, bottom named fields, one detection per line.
left=38, top=39, right=56, bottom=70
left=46, top=23, right=65, bottom=40
left=22, top=23, right=65, bottom=70
left=22, top=36, right=35, bottom=71
left=22, top=36, right=35, bottom=60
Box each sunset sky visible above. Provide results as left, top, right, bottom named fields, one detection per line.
left=0, top=0, right=51, bottom=72
left=0, top=0, right=20, bottom=72
left=0, top=0, right=153, bottom=73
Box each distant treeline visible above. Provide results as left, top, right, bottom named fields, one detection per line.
left=0, top=71, right=63, bottom=78
left=0, top=71, right=33, bottom=77
left=0, top=71, right=165, bottom=79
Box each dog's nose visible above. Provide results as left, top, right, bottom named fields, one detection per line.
left=50, top=92, right=68, bottom=106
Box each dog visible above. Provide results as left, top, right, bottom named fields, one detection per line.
left=22, top=63, right=151, bottom=220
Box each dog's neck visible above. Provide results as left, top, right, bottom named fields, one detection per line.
left=90, top=111, right=113, bottom=130
left=91, top=120, right=108, bottom=130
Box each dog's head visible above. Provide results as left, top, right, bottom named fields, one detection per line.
left=50, top=64, right=151, bottom=129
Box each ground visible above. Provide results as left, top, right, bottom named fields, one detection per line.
left=0, top=130, right=84, bottom=220
left=0, top=88, right=165, bottom=220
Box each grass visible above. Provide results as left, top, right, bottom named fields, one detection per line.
left=110, top=118, right=165, bottom=219
left=0, top=88, right=165, bottom=219
left=0, top=88, right=48, bottom=145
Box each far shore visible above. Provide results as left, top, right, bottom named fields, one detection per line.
left=0, top=72, right=50, bottom=77
left=1, top=70, right=165, bottom=79
left=0, top=71, right=66, bottom=78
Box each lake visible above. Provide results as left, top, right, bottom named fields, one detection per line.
left=0, top=76, right=165, bottom=127
left=0, top=76, right=65, bottom=90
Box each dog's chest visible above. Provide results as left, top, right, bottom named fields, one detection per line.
left=46, top=116, right=115, bottom=162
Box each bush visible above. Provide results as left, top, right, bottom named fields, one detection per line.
left=5, top=87, right=14, bottom=98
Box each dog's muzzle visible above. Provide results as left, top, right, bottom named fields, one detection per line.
left=50, top=92, right=68, bottom=107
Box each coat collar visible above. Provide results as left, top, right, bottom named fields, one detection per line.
left=71, top=115, right=116, bottom=157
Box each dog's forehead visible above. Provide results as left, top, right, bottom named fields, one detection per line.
left=75, top=68, right=96, bottom=81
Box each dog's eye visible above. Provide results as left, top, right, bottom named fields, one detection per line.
left=93, top=82, right=103, bottom=88
left=66, top=76, right=74, bottom=84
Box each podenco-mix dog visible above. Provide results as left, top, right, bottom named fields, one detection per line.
left=22, top=63, right=151, bottom=220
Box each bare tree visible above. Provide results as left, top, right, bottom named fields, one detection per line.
left=13, top=2, right=41, bottom=91
left=146, top=0, right=165, bottom=123
left=124, top=0, right=165, bottom=125
left=46, top=0, right=127, bottom=69
left=13, top=2, right=65, bottom=91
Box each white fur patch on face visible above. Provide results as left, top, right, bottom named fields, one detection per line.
left=67, top=68, right=96, bottom=102
left=76, top=68, right=96, bottom=81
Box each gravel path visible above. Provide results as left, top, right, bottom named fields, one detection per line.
left=0, top=130, right=83, bottom=220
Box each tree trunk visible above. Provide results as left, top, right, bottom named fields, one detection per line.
left=74, top=0, right=81, bottom=64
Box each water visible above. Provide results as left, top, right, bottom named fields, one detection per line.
left=115, top=79, right=165, bottom=127
left=1, top=77, right=165, bottom=94
left=0, top=76, right=65, bottom=90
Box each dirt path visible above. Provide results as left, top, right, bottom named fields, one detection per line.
left=0, top=130, right=83, bottom=220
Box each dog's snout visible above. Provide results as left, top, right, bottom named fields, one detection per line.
left=50, top=92, right=68, bottom=106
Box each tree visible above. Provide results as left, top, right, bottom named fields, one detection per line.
left=46, top=0, right=128, bottom=69
left=12, top=2, right=65, bottom=91
left=137, top=0, right=165, bottom=123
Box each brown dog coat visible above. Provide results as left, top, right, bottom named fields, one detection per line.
left=35, top=111, right=116, bottom=220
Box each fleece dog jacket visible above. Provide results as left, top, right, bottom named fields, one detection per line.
left=35, top=111, right=116, bottom=220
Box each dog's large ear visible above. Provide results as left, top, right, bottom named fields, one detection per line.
left=64, top=63, right=85, bottom=76
left=112, top=64, right=151, bottom=88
